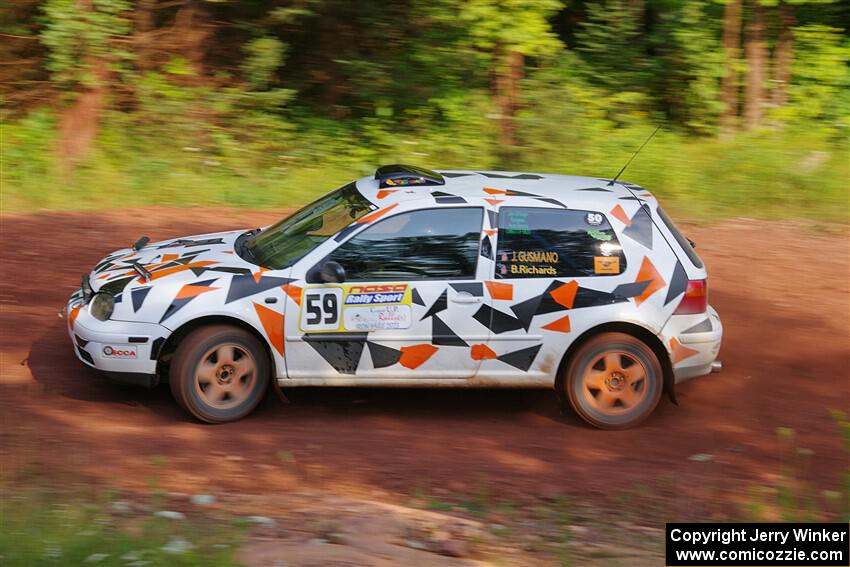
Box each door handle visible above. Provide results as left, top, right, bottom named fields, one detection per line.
left=451, top=293, right=482, bottom=304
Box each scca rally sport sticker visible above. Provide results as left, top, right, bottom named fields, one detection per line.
left=299, top=284, right=413, bottom=332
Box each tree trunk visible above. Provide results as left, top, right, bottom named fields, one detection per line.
left=56, top=0, right=107, bottom=173
left=173, top=0, right=210, bottom=77
left=317, top=4, right=346, bottom=117
left=720, top=0, right=742, bottom=135
left=744, top=0, right=766, bottom=130
left=771, top=1, right=794, bottom=108
left=57, top=59, right=107, bottom=174
left=496, top=50, right=523, bottom=153
left=134, top=0, right=156, bottom=71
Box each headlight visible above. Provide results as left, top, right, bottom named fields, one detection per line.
left=89, top=293, right=114, bottom=321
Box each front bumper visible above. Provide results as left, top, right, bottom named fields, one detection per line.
left=660, top=305, right=723, bottom=384
left=64, top=292, right=170, bottom=387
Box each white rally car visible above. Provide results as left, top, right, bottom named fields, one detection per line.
left=64, top=165, right=722, bottom=428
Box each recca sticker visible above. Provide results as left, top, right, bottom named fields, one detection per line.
left=299, top=284, right=413, bottom=333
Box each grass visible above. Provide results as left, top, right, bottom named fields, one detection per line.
left=743, top=411, right=850, bottom=523
left=1, top=111, right=847, bottom=223
left=0, top=488, right=244, bottom=567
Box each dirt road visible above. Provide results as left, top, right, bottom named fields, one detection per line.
left=1, top=208, right=847, bottom=515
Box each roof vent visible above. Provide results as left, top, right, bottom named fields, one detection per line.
left=374, top=164, right=445, bottom=188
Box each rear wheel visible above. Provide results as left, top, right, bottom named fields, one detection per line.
left=562, top=332, right=663, bottom=429
left=169, top=325, right=269, bottom=423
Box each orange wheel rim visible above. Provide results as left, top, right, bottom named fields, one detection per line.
left=194, top=343, right=256, bottom=410
left=580, top=351, right=648, bottom=416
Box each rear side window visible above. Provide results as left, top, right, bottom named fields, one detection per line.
left=657, top=207, right=703, bottom=268
left=326, top=207, right=483, bottom=281
left=495, top=207, right=627, bottom=279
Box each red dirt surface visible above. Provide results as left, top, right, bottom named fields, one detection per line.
left=1, top=209, right=848, bottom=514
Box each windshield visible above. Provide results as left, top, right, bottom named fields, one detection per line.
left=245, top=182, right=373, bottom=269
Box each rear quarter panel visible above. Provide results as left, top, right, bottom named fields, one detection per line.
left=478, top=190, right=691, bottom=384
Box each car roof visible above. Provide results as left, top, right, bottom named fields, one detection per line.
left=354, top=170, right=653, bottom=212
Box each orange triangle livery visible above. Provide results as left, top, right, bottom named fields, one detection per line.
left=376, top=189, right=398, bottom=199
left=633, top=257, right=666, bottom=306
left=483, top=229, right=497, bottom=237
left=670, top=338, right=700, bottom=364
left=356, top=203, right=398, bottom=225
left=252, top=268, right=267, bottom=283
left=254, top=302, right=285, bottom=356
left=470, top=343, right=497, bottom=360
left=550, top=280, right=578, bottom=309
left=542, top=315, right=571, bottom=333
left=485, top=280, right=513, bottom=301
left=483, top=187, right=508, bottom=195
left=398, top=344, right=438, bottom=369
left=484, top=198, right=505, bottom=206
left=175, top=282, right=219, bottom=300
left=145, top=260, right=219, bottom=282
left=281, top=284, right=303, bottom=305
left=610, top=204, right=632, bottom=227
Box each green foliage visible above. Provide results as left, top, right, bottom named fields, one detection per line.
left=785, top=25, right=850, bottom=136
left=577, top=0, right=647, bottom=92
left=0, top=0, right=846, bottom=219
left=662, top=1, right=725, bottom=134
left=458, top=0, right=564, bottom=57
left=0, top=110, right=58, bottom=210
left=40, top=0, right=131, bottom=89
left=242, top=37, right=287, bottom=90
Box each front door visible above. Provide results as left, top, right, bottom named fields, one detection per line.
left=284, top=206, right=491, bottom=379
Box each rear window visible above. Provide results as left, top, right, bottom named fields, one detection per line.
left=495, top=207, right=627, bottom=279
left=656, top=207, right=703, bottom=268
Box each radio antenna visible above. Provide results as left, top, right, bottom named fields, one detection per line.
left=608, top=124, right=662, bottom=186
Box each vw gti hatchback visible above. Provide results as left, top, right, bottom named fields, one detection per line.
left=65, top=165, right=722, bottom=429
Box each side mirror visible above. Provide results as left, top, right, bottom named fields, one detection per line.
left=320, top=261, right=346, bottom=283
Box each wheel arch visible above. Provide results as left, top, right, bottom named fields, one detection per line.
left=155, top=315, right=278, bottom=384
left=554, top=321, right=677, bottom=404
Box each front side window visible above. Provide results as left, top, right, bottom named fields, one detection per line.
left=495, top=207, right=627, bottom=279
left=326, top=207, right=483, bottom=281
left=245, top=182, right=373, bottom=269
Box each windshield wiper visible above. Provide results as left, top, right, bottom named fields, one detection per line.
left=236, top=228, right=262, bottom=265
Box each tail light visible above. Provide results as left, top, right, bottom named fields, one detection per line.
left=673, top=279, right=707, bottom=315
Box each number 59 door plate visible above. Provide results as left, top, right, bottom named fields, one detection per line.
left=298, top=284, right=413, bottom=333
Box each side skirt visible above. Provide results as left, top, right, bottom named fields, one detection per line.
left=277, top=376, right=555, bottom=388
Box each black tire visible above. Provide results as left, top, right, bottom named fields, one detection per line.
left=169, top=325, right=270, bottom=423
left=561, top=332, right=663, bottom=429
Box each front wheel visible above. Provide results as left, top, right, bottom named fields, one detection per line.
left=169, top=325, right=270, bottom=423
left=562, top=332, right=663, bottom=429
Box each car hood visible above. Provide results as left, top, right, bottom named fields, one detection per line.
left=87, top=229, right=255, bottom=296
